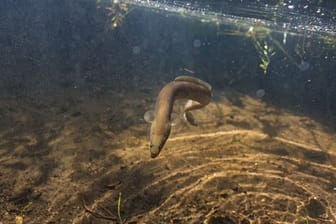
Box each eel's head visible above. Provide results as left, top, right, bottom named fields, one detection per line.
left=149, top=121, right=171, bottom=158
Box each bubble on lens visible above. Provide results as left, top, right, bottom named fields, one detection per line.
left=144, top=110, right=155, bottom=123
left=132, top=46, right=141, bottom=55
left=298, top=60, right=310, bottom=71
left=256, top=89, right=266, bottom=98
left=193, top=39, right=202, bottom=48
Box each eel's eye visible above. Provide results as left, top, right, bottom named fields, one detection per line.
left=150, top=143, right=154, bottom=148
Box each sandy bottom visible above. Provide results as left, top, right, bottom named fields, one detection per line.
left=0, top=88, right=335, bottom=224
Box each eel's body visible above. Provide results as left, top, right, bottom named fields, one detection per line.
left=149, top=76, right=212, bottom=158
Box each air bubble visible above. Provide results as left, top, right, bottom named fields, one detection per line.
left=298, top=61, right=310, bottom=71
left=256, top=89, right=265, bottom=98
left=193, top=39, right=202, bottom=48
left=144, top=110, right=155, bottom=123
left=132, top=46, right=141, bottom=55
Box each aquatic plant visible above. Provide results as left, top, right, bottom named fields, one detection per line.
left=117, top=192, right=125, bottom=224
left=82, top=190, right=125, bottom=222
left=219, top=26, right=277, bottom=74
left=96, top=0, right=131, bottom=29
left=321, top=35, right=336, bottom=48
left=247, top=27, right=276, bottom=74
left=106, top=0, right=129, bottom=29
left=219, top=24, right=318, bottom=74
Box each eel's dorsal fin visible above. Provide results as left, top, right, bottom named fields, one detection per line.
left=174, top=75, right=212, bottom=92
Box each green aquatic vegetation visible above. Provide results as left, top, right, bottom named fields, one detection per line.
left=96, top=0, right=131, bottom=29
left=250, top=35, right=276, bottom=74
left=82, top=191, right=126, bottom=222
left=117, top=192, right=125, bottom=224
left=219, top=25, right=302, bottom=74
left=245, top=26, right=271, bottom=40
left=219, top=26, right=276, bottom=74
left=106, top=1, right=129, bottom=29
left=321, top=35, right=336, bottom=48
left=259, top=43, right=275, bottom=74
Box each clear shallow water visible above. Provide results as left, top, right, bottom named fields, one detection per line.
left=0, top=0, right=336, bottom=223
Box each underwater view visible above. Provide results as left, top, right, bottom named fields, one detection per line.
left=1, top=0, right=336, bottom=223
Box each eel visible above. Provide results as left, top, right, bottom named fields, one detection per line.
left=149, top=76, right=212, bottom=158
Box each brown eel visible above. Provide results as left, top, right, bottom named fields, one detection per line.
left=149, top=76, right=212, bottom=158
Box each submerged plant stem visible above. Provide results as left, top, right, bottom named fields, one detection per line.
left=118, top=192, right=124, bottom=224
